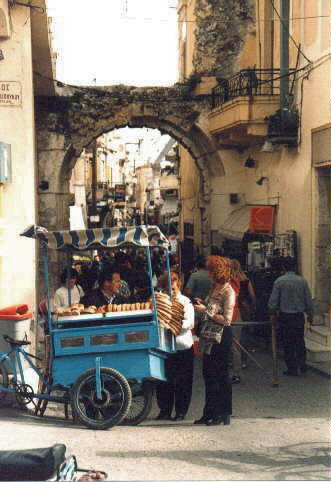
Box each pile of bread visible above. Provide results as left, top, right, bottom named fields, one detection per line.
left=57, top=301, right=152, bottom=317
left=155, top=292, right=185, bottom=336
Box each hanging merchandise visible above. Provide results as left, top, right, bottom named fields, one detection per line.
left=273, top=230, right=297, bottom=259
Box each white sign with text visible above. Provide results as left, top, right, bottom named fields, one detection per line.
left=0, top=81, right=22, bottom=106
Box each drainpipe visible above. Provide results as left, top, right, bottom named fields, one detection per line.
left=91, top=139, right=97, bottom=218
left=280, top=0, right=290, bottom=109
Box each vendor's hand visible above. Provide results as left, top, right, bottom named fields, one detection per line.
left=194, top=297, right=203, bottom=304
left=194, top=303, right=206, bottom=313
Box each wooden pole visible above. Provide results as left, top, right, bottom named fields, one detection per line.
left=232, top=335, right=265, bottom=371
left=271, top=322, right=279, bottom=387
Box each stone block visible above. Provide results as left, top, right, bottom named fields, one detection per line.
left=37, top=131, right=66, bottom=151
left=316, top=224, right=329, bottom=246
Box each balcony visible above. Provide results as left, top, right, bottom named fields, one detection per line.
left=209, top=69, right=293, bottom=146
left=160, top=175, right=179, bottom=192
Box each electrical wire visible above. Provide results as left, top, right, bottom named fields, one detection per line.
left=294, top=53, right=331, bottom=82
left=33, top=52, right=330, bottom=109
left=120, top=15, right=330, bottom=23
left=269, top=0, right=311, bottom=63
left=33, top=64, right=307, bottom=100
left=10, top=0, right=44, bottom=12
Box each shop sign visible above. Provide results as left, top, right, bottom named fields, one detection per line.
left=0, top=81, right=22, bottom=107
left=249, top=206, right=275, bottom=235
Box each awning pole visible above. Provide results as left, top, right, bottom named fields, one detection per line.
left=66, top=249, right=72, bottom=307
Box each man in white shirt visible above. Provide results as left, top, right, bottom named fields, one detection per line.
left=156, top=272, right=195, bottom=421
left=53, top=268, right=84, bottom=310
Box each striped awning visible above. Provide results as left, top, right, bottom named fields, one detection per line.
left=21, top=225, right=169, bottom=250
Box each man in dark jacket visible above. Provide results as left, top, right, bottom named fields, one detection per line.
left=81, top=270, right=124, bottom=307
left=268, top=257, right=313, bottom=376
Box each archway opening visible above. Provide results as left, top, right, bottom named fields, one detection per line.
left=67, top=125, right=203, bottom=271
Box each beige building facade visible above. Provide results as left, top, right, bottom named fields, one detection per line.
left=177, top=0, right=330, bottom=317
left=0, top=0, right=54, bottom=314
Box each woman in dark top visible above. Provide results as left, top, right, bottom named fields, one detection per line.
left=194, top=256, right=235, bottom=426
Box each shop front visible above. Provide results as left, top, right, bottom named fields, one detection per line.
left=216, top=204, right=298, bottom=323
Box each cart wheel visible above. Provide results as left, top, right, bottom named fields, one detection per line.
left=0, top=363, right=9, bottom=404
left=122, top=381, right=153, bottom=426
left=71, top=367, right=132, bottom=430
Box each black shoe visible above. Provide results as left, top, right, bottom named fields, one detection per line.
left=194, top=416, right=209, bottom=425
left=206, top=416, right=223, bottom=426
left=300, top=364, right=309, bottom=374
left=223, top=414, right=231, bottom=425
left=206, top=415, right=231, bottom=426
left=283, top=370, right=298, bottom=376
left=156, top=412, right=172, bottom=420
left=232, top=376, right=241, bottom=384
left=172, top=414, right=185, bottom=421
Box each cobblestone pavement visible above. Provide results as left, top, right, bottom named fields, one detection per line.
left=0, top=351, right=330, bottom=480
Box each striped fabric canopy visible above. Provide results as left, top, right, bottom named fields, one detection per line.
left=21, top=225, right=169, bottom=250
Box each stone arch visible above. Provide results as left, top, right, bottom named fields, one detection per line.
left=62, top=115, right=222, bottom=206
left=36, top=85, right=224, bottom=257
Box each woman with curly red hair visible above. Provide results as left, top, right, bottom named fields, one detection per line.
left=194, top=256, right=235, bottom=426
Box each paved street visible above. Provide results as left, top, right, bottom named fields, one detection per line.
left=1, top=351, right=330, bottom=481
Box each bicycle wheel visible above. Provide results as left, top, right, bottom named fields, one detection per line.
left=71, top=367, right=132, bottom=430
left=122, top=381, right=153, bottom=426
left=0, top=362, right=9, bottom=403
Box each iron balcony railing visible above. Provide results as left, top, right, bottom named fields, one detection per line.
left=211, top=68, right=294, bottom=109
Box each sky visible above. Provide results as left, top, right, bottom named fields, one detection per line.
left=47, top=0, right=179, bottom=87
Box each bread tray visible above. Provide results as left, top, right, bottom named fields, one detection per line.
left=56, top=309, right=153, bottom=322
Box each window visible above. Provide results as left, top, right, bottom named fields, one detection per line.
left=60, top=337, right=84, bottom=348
left=125, top=331, right=149, bottom=343
left=90, top=334, right=118, bottom=346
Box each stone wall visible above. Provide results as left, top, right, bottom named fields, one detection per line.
left=193, top=0, right=255, bottom=76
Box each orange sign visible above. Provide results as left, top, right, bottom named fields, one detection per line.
left=249, top=206, right=275, bottom=235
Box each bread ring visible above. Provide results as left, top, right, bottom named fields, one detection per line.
left=60, top=309, right=72, bottom=316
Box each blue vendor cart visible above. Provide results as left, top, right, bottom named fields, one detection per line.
left=15, top=225, right=176, bottom=429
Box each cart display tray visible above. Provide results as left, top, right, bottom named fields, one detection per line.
left=55, top=309, right=153, bottom=322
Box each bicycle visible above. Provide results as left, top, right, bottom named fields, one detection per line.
left=0, top=334, right=69, bottom=412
